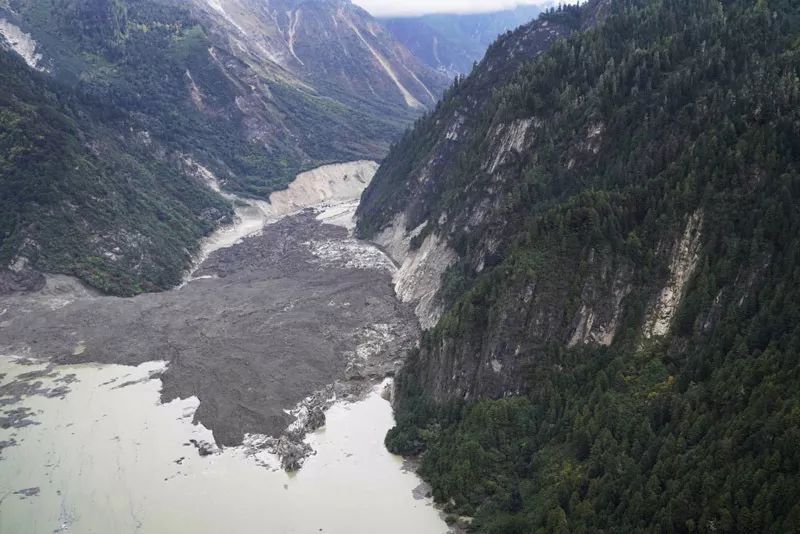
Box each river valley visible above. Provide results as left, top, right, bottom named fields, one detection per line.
left=0, top=161, right=448, bottom=533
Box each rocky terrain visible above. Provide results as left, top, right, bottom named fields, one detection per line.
left=0, top=162, right=418, bottom=466
left=357, top=5, right=587, bottom=334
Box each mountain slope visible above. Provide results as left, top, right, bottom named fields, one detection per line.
left=357, top=0, right=800, bottom=531
left=381, top=5, right=542, bottom=76
left=0, top=0, right=447, bottom=294
left=0, top=45, right=232, bottom=294
left=183, top=0, right=445, bottom=125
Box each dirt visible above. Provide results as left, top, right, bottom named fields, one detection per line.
left=0, top=267, right=45, bottom=295
left=0, top=210, right=419, bottom=447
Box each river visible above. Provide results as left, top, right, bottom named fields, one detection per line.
left=0, top=161, right=447, bottom=533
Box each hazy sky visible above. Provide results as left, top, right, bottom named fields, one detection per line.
left=352, top=0, right=552, bottom=17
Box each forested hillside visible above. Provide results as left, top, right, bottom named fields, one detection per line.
left=357, top=0, right=800, bottom=531
left=0, top=0, right=446, bottom=295
left=0, top=43, right=232, bottom=294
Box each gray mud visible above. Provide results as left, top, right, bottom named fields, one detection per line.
left=0, top=211, right=418, bottom=447
left=0, top=267, right=45, bottom=295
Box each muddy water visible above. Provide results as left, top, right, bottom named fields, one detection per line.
left=0, top=358, right=444, bottom=533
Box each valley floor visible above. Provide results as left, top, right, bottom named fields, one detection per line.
left=0, top=162, right=448, bottom=533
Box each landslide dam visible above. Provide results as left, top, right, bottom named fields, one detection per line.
left=0, top=161, right=448, bottom=533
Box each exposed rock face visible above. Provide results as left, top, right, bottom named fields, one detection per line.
left=566, top=258, right=633, bottom=348
left=183, top=0, right=445, bottom=113
left=398, top=249, right=640, bottom=403
left=357, top=11, right=579, bottom=238
left=355, top=11, right=587, bottom=334
left=370, top=213, right=456, bottom=330
left=266, top=161, right=379, bottom=219
left=0, top=18, right=44, bottom=70
left=373, top=213, right=415, bottom=262
left=356, top=10, right=586, bottom=340
left=392, top=232, right=457, bottom=330
left=486, top=118, right=537, bottom=173
left=643, top=211, right=704, bottom=338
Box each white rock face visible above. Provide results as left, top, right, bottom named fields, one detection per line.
left=643, top=210, right=704, bottom=338
left=0, top=19, right=45, bottom=71
left=185, top=70, right=205, bottom=111
left=567, top=265, right=632, bottom=348
left=183, top=157, right=221, bottom=192
left=340, top=14, right=424, bottom=109
left=567, top=293, right=624, bottom=348
left=204, top=0, right=249, bottom=37
left=372, top=213, right=457, bottom=330
left=394, top=232, right=457, bottom=330
left=582, top=121, right=605, bottom=154
left=445, top=112, right=465, bottom=141
left=374, top=212, right=413, bottom=262
left=568, top=305, right=601, bottom=348
left=265, top=160, right=379, bottom=219
left=486, top=118, right=536, bottom=173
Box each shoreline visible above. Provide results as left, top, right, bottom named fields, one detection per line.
left=0, top=357, right=448, bottom=533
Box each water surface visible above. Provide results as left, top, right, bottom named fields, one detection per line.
left=0, top=358, right=445, bottom=533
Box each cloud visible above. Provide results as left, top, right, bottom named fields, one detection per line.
left=352, top=0, right=552, bottom=18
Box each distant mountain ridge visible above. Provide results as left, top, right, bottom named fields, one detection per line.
left=381, top=5, right=542, bottom=76
left=0, top=0, right=448, bottom=295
